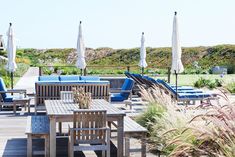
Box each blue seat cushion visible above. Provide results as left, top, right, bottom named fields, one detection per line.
left=59, top=75, right=80, bottom=81
left=84, top=81, right=110, bottom=84
left=38, top=76, right=60, bottom=82
left=59, top=80, right=85, bottom=84
left=111, top=93, right=125, bottom=102
left=36, top=81, right=61, bottom=84
left=80, top=76, right=100, bottom=81
left=0, top=77, right=7, bottom=99
left=4, top=94, right=13, bottom=102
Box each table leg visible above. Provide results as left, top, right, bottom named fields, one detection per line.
left=13, top=103, right=16, bottom=114
left=50, top=117, right=56, bottom=157
left=117, top=116, right=124, bottom=157
left=28, top=100, right=30, bottom=113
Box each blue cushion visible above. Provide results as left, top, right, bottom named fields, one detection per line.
left=4, top=94, right=13, bottom=102
left=177, top=90, right=203, bottom=93
left=120, top=78, right=134, bottom=99
left=173, top=86, right=194, bottom=90
left=143, top=76, right=158, bottom=84
left=59, top=75, right=80, bottom=81
left=80, top=76, right=100, bottom=81
left=36, top=81, right=60, bottom=84
left=58, top=80, right=85, bottom=84
left=0, top=78, right=7, bottom=100
left=38, top=76, right=59, bottom=82
left=157, top=79, right=177, bottom=94
left=178, top=93, right=211, bottom=99
left=111, top=93, right=125, bottom=102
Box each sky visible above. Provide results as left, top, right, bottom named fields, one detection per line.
left=0, top=0, right=235, bottom=49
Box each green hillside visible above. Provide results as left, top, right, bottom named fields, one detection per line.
left=1, top=44, right=234, bottom=73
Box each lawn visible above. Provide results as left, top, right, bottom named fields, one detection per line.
left=153, top=74, right=235, bottom=86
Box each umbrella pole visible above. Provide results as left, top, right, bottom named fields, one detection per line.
left=11, top=72, right=13, bottom=89
left=80, top=69, right=83, bottom=76
left=141, top=67, right=144, bottom=76
left=175, top=70, right=178, bottom=101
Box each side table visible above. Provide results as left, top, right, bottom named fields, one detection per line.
left=12, top=97, right=31, bottom=114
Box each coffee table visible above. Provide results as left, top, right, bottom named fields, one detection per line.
left=12, top=97, right=31, bottom=114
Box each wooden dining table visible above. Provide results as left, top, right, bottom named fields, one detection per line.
left=45, top=99, right=126, bottom=157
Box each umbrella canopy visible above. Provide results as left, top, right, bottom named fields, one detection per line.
left=76, top=21, right=86, bottom=70
left=171, top=12, right=184, bottom=74
left=6, top=23, right=17, bottom=72
left=138, top=32, right=147, bottom=68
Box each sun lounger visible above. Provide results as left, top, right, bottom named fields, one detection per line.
left=156, top=79, right=217, bottom=105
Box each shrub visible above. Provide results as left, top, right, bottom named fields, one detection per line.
left=226, top=64, right=235, bottom=74
left=226, top=82, right=235, bottom=93
left=194, top=77, right=223, bottom=89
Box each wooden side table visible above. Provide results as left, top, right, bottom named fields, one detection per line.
left=12, top=97, right=31, bottom=114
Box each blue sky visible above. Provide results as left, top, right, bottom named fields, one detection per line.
left=1, top=0, right=235, bottom=49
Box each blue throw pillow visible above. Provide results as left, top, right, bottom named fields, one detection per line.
left=80, top=76, right=100, bottom=81
left=38, top=76, right=59, bottom=82
left=59, top=75, right=80, bottom=81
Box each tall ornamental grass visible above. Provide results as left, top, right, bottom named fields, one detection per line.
left=138, top=85, right=235, bottom=156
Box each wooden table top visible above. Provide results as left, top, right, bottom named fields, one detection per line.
left=45, top=99, right=126, bottom=116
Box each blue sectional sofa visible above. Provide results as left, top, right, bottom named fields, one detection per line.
left=35, top=75, right=110, bottom=113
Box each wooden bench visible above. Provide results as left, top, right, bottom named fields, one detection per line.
left=25, top=116, right=50, bottom=157
left=35, top=82, right=110, bottom=114
left=112, top=116, right=147, bottom=157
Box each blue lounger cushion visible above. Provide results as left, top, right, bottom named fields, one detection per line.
left=177, top=90, right=203, bottom=93
left=80, top=76, right=100, bottom=81
left=172, top=86, right=194, bottom=90
left=178, top=93, right=211, bottom=99
left=59, top=75, right=80, bottom=81
left=142, top=75, right=158, bottom=84
left=38, top=76, right=60, bottom=82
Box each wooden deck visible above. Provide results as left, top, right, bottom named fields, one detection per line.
left=0, top=107, right=119, bottom=157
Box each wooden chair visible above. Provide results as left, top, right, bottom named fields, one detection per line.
left=58, top=91, right=74, bottom=134
left=60, top=91, right=74, bottom=101
left=68, top=110, right=110, bottom=157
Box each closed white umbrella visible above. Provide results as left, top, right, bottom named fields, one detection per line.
left=138, top=32, right=147, bottom=75
left=6, top=23, right=17, bottom=89
left=76, top=21, right=86, bottom=75
left=171, top=12, right=184, bottom=98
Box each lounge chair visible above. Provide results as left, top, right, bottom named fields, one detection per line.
left=0, top=77, right=27, bottom=110
left=110, top=78, right=134, bottom=102
left=156, top=79, right=217, bottom=105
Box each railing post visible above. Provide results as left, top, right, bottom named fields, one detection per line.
left=84, top=68, right=87, bottom=76
left=127, top=66, right=130, bottom=72
left=167, top=67, right=171, bottom=83
left=39, top=66, right=42, bottom=76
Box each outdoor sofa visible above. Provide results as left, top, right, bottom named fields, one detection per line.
left=35, top=75, right=110, bottom=113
